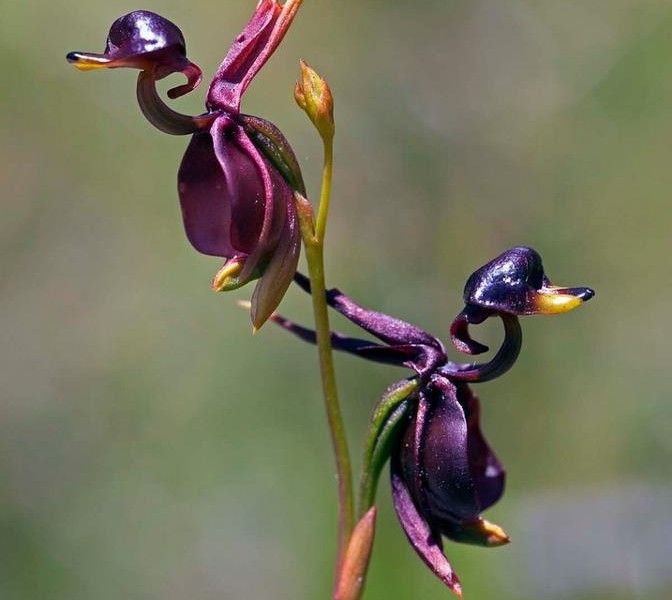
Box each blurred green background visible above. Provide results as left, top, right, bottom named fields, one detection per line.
left=2, top=0, right=671, bottom=598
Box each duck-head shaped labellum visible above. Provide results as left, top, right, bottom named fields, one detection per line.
left=67, top=2, right=305, bottom=328
left=390, top=376, right=509, bottom=597
left=451, top=247, right=595, bottom=355
left=463, top=246, right=594, bottom=317
left=67, top=11, right=202, bottom=99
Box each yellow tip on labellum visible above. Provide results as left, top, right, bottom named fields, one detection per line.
left=476, top=519, right=511, bottom=547
left=66, top=52, right=112, bottom=70
left=447, top=518, right=510, bottom=548
left=212, top=261, right=244, bottom=292
left=534, top=288, right=584, bottom=315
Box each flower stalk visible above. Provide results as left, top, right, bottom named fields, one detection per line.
left=294, top=61, right=362, bottom=595
left=296, top=181, right=356, bottom=584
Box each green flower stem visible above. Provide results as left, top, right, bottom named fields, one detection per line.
left=296, top=133, right=355, bottom=578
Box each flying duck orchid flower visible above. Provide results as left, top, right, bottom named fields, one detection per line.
left=269, top=247, right=593, bottom=595
left=67, top=1, right=305, bottom=328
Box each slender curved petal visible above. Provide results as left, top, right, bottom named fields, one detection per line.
left=207, top=0, right=303, bottom=113
left=391, top=451, right=462, bottom=597
left=250, top=193, right=300, bottom=329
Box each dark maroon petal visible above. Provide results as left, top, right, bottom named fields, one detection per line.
left=292, top=273, right=444, bottom=351
left=207, top=0, right=303, bottom=113
left=390, top=451, right=462, bottom=596
left=419, top=377, right=481, bottom=524
left=178, top=123, right=235, bottom=257
left=457, top=384, right=505, bottom=512
left=225, top=128, right=280, bottom=281
left=207, top=0, right=280, bottom=112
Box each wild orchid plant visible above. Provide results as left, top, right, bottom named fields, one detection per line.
left=67, top=2, right=594, bottom=598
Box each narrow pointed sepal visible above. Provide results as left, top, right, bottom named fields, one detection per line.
left=390, top=454, right=462, bottom=596
left=250, top=204, right=301, bottom=329
left=207, top=0, right=304, bottom=112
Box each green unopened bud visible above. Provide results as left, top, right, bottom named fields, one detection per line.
left=294, top=59, right=334, bottom=140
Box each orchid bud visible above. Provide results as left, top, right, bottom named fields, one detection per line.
left=294, top=60, right=335, bottom=140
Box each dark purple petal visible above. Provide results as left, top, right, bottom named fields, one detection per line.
left=179, top=116, right=283, bottom=263
left=415, top=377, right=481, bottom=524
left=292, top=273, right=444, bottom=351
left=178, top=124, right=235, bottom=257
left=390, top=451, right=462, bottom=597
left=228, top=128, right=281, bottom=281
left=456, top=384, right=505, bottom=511
left=207, top=0, right=303, bottom=113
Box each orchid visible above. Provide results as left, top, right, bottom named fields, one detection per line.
left=67, top=1, right=305, bottom=328
left=274, top=247, right=593, bottom=595
left=67, top=3, right=597, bottom=596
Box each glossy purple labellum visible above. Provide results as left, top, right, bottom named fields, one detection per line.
left=67, top=2, right=305, bottom=328
left=67, top=11, right=202, bottom=99
left=451, top=246, right=595, bottom=356
left=463, top=246, right=594, bottom=317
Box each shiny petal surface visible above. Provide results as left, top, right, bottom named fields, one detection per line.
left=457, top=384, right=505, bottom=512
left=226, top=127, right=280, bottom=280
left=417, top=377, right=481, bottom=524
left=178, top=127, right=235, bottom=257
left=390, top=451, right=462, bottom=597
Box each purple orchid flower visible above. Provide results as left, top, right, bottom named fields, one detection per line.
left=67, top=1, right=305, bottom=328
left=271, top=247, right=593, bottom=595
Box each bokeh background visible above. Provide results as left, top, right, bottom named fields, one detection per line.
left=2, top=0, right=672, bottom=598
